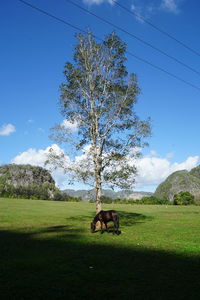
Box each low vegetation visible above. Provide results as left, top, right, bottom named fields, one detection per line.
left=91, top=195, right=191, bottom=205
left=0, top=182, right=81, bottom=202
left=174, top=191, right=195, bottom=205
left=1, top=198, right=200, bottom=299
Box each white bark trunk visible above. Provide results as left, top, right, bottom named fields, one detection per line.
left=95, top=168, right=102, bottom=213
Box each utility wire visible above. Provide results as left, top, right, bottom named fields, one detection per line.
left=111, top=0, right=200, bottom=58
left=17, top=0, right=200, bottom=91
left=66, top=0, right=200, bottom=77
left=18, top=0, right=86, bottom=33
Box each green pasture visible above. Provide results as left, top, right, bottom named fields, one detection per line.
left=1, top=198, right=200, bottom=299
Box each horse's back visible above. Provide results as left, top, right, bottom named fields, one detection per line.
left=99, top=210, right=119, bottom=221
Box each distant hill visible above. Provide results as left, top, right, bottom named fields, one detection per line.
left=154, top=165, right=200, bottom=202
left=0, top=164, right=58, bottom=199
left=0, top=164, right=55, bottom=187
left=63, top=188, right=152, bottom=201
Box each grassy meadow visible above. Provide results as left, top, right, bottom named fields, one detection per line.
left=1, top=198, right=200, bottom=299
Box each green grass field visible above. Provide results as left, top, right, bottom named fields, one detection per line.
left=1, top=198, right=200, bottom=299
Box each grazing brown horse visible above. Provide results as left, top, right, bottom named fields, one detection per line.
left=90, top=210, right=120, bottom=234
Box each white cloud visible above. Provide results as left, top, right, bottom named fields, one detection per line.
left=134, top=155, right=199, bottom=190
left=131, top=3, right=151, bottom=23
left=83, top=0, right=113, bottom=5
left=0, top=123, right=16, bottom=136
left=11, top=144, right=68, bottom=166
left=11, top=144, right=94, bottom=189
left=161, top=0, right=179, bottom=13
left=11, top=144, right=71, bottom=189
left=131, top=0, right=182, bottom=22
left=61, top=119, right=78, bottom=132
left=12, top=147, right=49, bottom=166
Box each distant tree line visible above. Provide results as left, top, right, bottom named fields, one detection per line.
left=0, top=179, right=195, bottom=205
left=0, top=183, right=81, bottom=202
left=89, top=191, right=195, bottom=205
left=89, top=195, right=171, bottom=205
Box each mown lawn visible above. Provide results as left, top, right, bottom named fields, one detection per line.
left=1, top=198, right=200, bottom=299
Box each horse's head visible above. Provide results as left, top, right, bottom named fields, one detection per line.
left=90, top=222, right=96, bottom=233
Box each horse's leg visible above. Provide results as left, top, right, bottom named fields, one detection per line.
left=116, top=217, right=120, bottom=235
left=104, top=222, right=108, bottom=232
left=100, top=221, right=103, bottom=234
left=114, top=218, right=119, bottom=235
left=111, top=220, right=115, bottom=234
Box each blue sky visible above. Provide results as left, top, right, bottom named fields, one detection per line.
left=1, top=0, right=200, bottom=192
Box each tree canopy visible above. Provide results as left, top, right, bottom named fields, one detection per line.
left=47, top=31, right=151, bottom=212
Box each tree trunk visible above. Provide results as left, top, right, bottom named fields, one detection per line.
left=95, top=167, right=102, bottom=213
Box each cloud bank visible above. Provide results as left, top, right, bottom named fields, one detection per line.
left=11, top=144, right=199, bottom=192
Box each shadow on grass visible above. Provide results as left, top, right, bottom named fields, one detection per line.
left=35, top=225, right=86, bottom=235
left=91, top=211, right=151, bottom=234
left=119, top=210, right=153, bottom=226
left=92, top=228, right=122, bottom=235
left=1, top=228, right=200, bottom=300
left=85, top=210, right=152, bottom=228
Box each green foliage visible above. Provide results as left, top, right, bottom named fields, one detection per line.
left=173, top=191, right=195, bottom=205
left=90, top=195, right=170, bottom=205
left=189, top=165, right=200, bottom=179
left=140, top=196, right=170, bottom=205
left=49, top=31, right=151, bottom=205
left=100, top=195, right=113, bottom=204
left=0, top=183, right=81, bottom=202
left=0, top=183, right=50, bottom=200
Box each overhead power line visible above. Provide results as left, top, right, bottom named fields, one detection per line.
left=111, top=0, right=200, bottom=58
left=66, top=0, right=200, bottom=77
left=17, top=0, right=85, bottom=33
left=17, top=0, right=200, bottom=91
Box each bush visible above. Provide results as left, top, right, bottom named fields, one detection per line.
left=173, top=191, right=195, bottom=205
left=100, top=195, right=113, bottom=204
left=140, top=196, right=170, bottom=205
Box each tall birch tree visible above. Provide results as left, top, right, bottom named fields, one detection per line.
left=47, top=32, right=151, bottom=213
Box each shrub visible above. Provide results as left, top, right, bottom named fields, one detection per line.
left=173, top=191, right=195, bottom=205
left=140, top=196, right=170, bottom=205
left=100, top=195, right=113, bottom=204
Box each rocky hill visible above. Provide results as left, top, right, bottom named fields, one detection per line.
left=63, top=188, right=152, bottom=201
left=0, top=164, right=58, bottom=199
left=154, top=166, right=200, bottom=202
left=0, top=164, right=55, bottom=187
